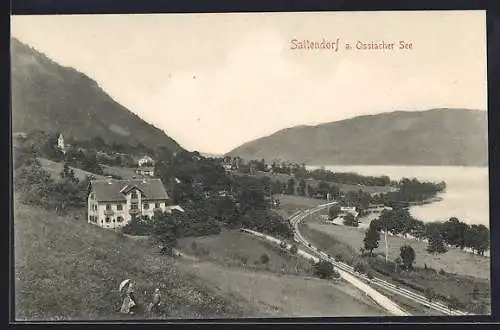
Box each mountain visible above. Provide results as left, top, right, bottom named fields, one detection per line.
left=227, top=109, right=488, bottom=166
left=11, top=37, right=183, bottom=152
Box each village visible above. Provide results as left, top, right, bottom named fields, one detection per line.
left=11, top=11, right=491, bottom=320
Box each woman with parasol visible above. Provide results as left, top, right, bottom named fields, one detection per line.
left=119, top=279, right=138, bottom=315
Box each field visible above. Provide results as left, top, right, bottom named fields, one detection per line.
left=305, top=218, right=490, bottom=279
left=37, top=157, right=106, bottom=181
left=177, top=229, right=314, bottom=276
left=273, top=194, right=327, bottom=215
left=176, top=230, right=387, bottom=317
left=241, top=171, right=396, bottom=194
left=299, top=220, right=491, bottom=314
left=176, top=260, right=386, bottom=317
left=13, top=197, right=248, bottom=320
left=100, top=165, right=138, bottom=179
left=14, top=195, right=387, bottom=320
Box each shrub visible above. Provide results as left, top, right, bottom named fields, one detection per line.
left=367, top=272, right=374, bottom=280
left=400, top=245, right=416, bottom=270
left=260, top=253, right=270, bottom=264
left=331, top=269, right=341, bottom=279
left=425, top=288, right=436, bottom=302
left=290, top=244, right=298, bottom=255
left=313, top=260, right=335, bottom=279
left=354, top=262, right=366, bottom=274
left=439, top=269, right=446, bottom=275
left=122, top=216, right=152, bottom=236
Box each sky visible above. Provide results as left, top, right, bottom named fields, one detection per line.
left=11, top=11, right=487, bottom=154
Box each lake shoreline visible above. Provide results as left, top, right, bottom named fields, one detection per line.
left=315, top=165, right=488, bottom=228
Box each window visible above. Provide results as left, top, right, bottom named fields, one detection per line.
left=117, top=204, right=123, bottom=211
left=155, top=202, right=160, bottom=209
left=117, top=216, right=123, bottom=223
left=105, top=217, right=111, bottom=223
left=143, top=203, right=149, bottom=209
left=106, top=204, right=111, bottom=210
left=131, top=191, right=138, bottom=199
left=131, top=203, right=138, bottom=210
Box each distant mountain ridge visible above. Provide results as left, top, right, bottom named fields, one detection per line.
left=227, top=109, right=488, bottom=166
left=11, top=37, right=183, bottom=152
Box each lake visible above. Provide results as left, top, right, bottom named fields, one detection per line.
left=306, top=165, right=490, bottom=228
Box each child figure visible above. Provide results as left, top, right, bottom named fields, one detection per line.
left=146, top=288, right=161, bottom=315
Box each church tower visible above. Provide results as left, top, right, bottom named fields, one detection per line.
left=57, top=134, right=66, bottom=154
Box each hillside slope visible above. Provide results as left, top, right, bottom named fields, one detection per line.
left=11, top=37, right=183, bottom=152
left=227, top=109, right=488, bottom=166
left=14, top=198, right=385, bottom=320
left=13, top=198, right=249, bottom=320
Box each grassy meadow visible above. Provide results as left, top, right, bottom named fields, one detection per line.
left=13, top=197, right=247, bottom=320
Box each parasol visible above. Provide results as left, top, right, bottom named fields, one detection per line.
left=119, top=279, right=131, bottom=292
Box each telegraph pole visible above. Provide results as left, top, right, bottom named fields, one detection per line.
left=385, top=229, right=389, bottom=262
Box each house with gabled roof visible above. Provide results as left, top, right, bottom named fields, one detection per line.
left=87, top=178, right=184, bottom=230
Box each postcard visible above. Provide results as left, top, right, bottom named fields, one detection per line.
left=11, top=10, right=489, bottom=321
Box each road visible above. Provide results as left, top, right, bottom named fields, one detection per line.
left=288, top=202, right=468, bottom=316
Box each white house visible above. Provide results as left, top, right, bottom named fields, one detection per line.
left=339, top=206, right=359, bottom=218
left=134, top=166, right=155, bottom=177
left=87, top=178, right=184, bottom=230
left=367, top=204, right=392, bottom=214
left=138, top=155, right=155, bottom=167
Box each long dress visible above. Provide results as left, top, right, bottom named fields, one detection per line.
left=120, top=284, right=136, bottom=314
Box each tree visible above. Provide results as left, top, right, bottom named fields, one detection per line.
left=286, top=178, right=295, bottom=195
left=343, top=213, right=358, bottom=227
left=426, top=230, right=448, bottom=254
left=328, top=205, right=341, bottom=220
left=394, top=257, right=402, bottom=273
left=354, top=262, right=366, bottom=274
left=313, top=260, right=335, bottom=279
left=316, top=181, right=330, bottom=199
left=425, top=288, right=436, bottom=302
left=447, top=296, right=461, bottom=313
left=60, top=162, right=79, bottom=184
left=363, top=226, right=380, bottom=256
left=399, top=245, right=416, bottom=270
left=260, top=253, right=270, bottom=264
left=297, top=179, right=306, bottom=196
